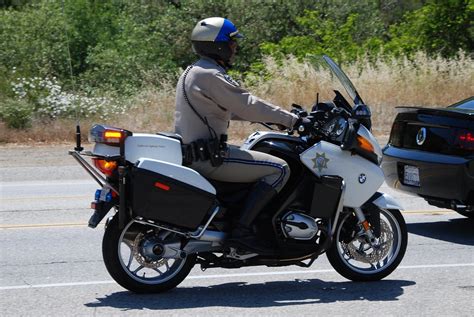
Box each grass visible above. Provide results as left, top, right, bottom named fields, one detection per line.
left=1, top=52, right=473, bottom=145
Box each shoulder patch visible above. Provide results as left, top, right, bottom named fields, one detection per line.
left=223, top=74, right=240, bottom=87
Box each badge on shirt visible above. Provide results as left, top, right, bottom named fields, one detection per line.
left=223, top=74, right=240, bottom=87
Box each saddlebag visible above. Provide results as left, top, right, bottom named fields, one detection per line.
left=130, top=159, right=217, bottom=230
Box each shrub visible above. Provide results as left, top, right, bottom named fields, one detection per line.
left=10, top=76, right=126, bottom=120
left=0, top=98, right=33, bottom=129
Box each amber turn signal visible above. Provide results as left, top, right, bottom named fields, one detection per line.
left=92, top=158, right=118, bottom=176
left=357, top=135, right=375, bottom=154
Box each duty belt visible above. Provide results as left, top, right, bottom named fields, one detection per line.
left=182, top=135, right=228, bottom=167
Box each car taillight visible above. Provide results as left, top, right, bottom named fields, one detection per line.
left=389, top=121, right=403, bottom=147
left=92, top=158, right=118, bottom=176
left=454, top=130, right=474, bottom=151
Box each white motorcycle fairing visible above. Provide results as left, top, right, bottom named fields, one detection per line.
left=301, top=141, right=384, bottom=208
left=371, top=192, right=404, bottom=210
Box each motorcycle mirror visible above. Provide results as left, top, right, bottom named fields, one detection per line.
left=352, top=104, right=371, bottom=119
left=291, top=103, right=303, bottom=110
left=352, top=104, right=372, bottom=130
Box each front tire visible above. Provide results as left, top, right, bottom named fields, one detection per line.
left=102, top=214, right=196, bottom=293
left=327, top=208, right=407, bottom=281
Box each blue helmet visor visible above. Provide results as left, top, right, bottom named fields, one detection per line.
left=215, top=18, right=244, bottom=42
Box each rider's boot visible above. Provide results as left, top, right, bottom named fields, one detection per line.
left=226, top=181, right=277, bottom=253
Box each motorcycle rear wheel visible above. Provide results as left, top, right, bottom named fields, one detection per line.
left=102, top=214, right=196, bottom=293
left=327, top=207, right=407, bottom=281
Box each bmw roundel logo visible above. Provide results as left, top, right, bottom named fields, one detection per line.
left=416, top=127, right=427, bottom=145
left=358, top=174, right=367, bottom=184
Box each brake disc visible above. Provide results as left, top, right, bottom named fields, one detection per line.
left=131, top=232, right=167, bottom=269
left=342, top=219, right=393, bottom=264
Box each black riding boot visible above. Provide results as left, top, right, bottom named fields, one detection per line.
left=227, top=181, right=277, bottom=253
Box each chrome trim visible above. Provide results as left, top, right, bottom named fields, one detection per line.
left=416, top=127, right=427, bottom=145
left=133, top=219, right=188, bottom=236
left=189, top=206, right=221, bottom=239
left=354, top=206, right=376, bottom=242
left=132, top=205, right=222, bottom=240
left=353, top=207, right=367, bottom=222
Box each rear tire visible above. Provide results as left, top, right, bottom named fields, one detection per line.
left=327, top=208, right=407, bottom=281
left=102, top=214, right=196, bottom=293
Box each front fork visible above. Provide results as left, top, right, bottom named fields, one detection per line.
left=353, top=207, right=377, bottom=244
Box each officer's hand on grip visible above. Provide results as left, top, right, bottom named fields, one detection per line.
left=292, top=116, right=312, bottom=135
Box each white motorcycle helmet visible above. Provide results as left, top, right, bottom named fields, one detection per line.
left=191, top=17, right=243, bottom=65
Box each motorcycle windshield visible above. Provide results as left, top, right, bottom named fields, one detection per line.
left=322, top=55, right=364, bottom=106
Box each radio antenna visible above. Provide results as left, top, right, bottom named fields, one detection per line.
left=61, top=0, right=83, bottom=151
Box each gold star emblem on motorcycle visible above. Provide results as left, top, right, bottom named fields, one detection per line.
left=312, top=152, right=330, bottom=173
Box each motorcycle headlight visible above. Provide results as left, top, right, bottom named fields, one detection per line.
left=324, top=116, right=348, bottom=139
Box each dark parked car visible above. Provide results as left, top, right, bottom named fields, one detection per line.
left=382, top=96, right=474, bottom=218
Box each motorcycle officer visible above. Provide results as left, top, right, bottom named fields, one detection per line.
left=174, top=17, right=300, bottom=251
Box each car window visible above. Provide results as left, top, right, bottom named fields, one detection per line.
left=449, top=97, right=474, bottom=110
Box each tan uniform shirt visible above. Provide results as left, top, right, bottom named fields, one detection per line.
left=174, top=57, right=298, bottom=144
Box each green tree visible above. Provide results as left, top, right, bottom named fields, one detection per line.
left=258, top=1, right=388, bottom=63
left=385, top=0, right=474, bottom=57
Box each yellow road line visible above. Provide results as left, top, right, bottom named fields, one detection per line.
left=0, top=210, right=457, bottom=229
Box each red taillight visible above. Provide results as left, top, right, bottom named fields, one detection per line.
left=459, top=132, right=474, bottom=142
left=92, top=158, right=118, bottom=176
left=455, top=130, right=474, bottom=151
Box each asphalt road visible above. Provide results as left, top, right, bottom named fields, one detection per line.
left=1, top=145, right=473, bottom=316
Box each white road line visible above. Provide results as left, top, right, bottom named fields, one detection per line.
left=1, top=263, right=473, bottom=291
left=0, top=180, right=94, bottom=187
left=1, top=195, right=90, bottom=201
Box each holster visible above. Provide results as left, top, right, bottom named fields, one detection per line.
left=182, top=135, right=227, bottom=167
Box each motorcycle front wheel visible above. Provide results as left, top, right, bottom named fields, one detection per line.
left=326, top=207, right=407, bottom=281
left=102, top=214, right=196, bottom=293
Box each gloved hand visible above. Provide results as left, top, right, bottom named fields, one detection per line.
left=293, top=117, right=312, bottom=134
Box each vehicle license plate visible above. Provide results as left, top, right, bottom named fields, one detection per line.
left=99, top=188, right=110, bottom=201
left=403, top=165, right=420, bottom=187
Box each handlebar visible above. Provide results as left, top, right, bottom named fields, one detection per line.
left=258, top=98, right=370, bottom=147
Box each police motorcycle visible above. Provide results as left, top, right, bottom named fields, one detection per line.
left=70, top=55, right=407, bottom=293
